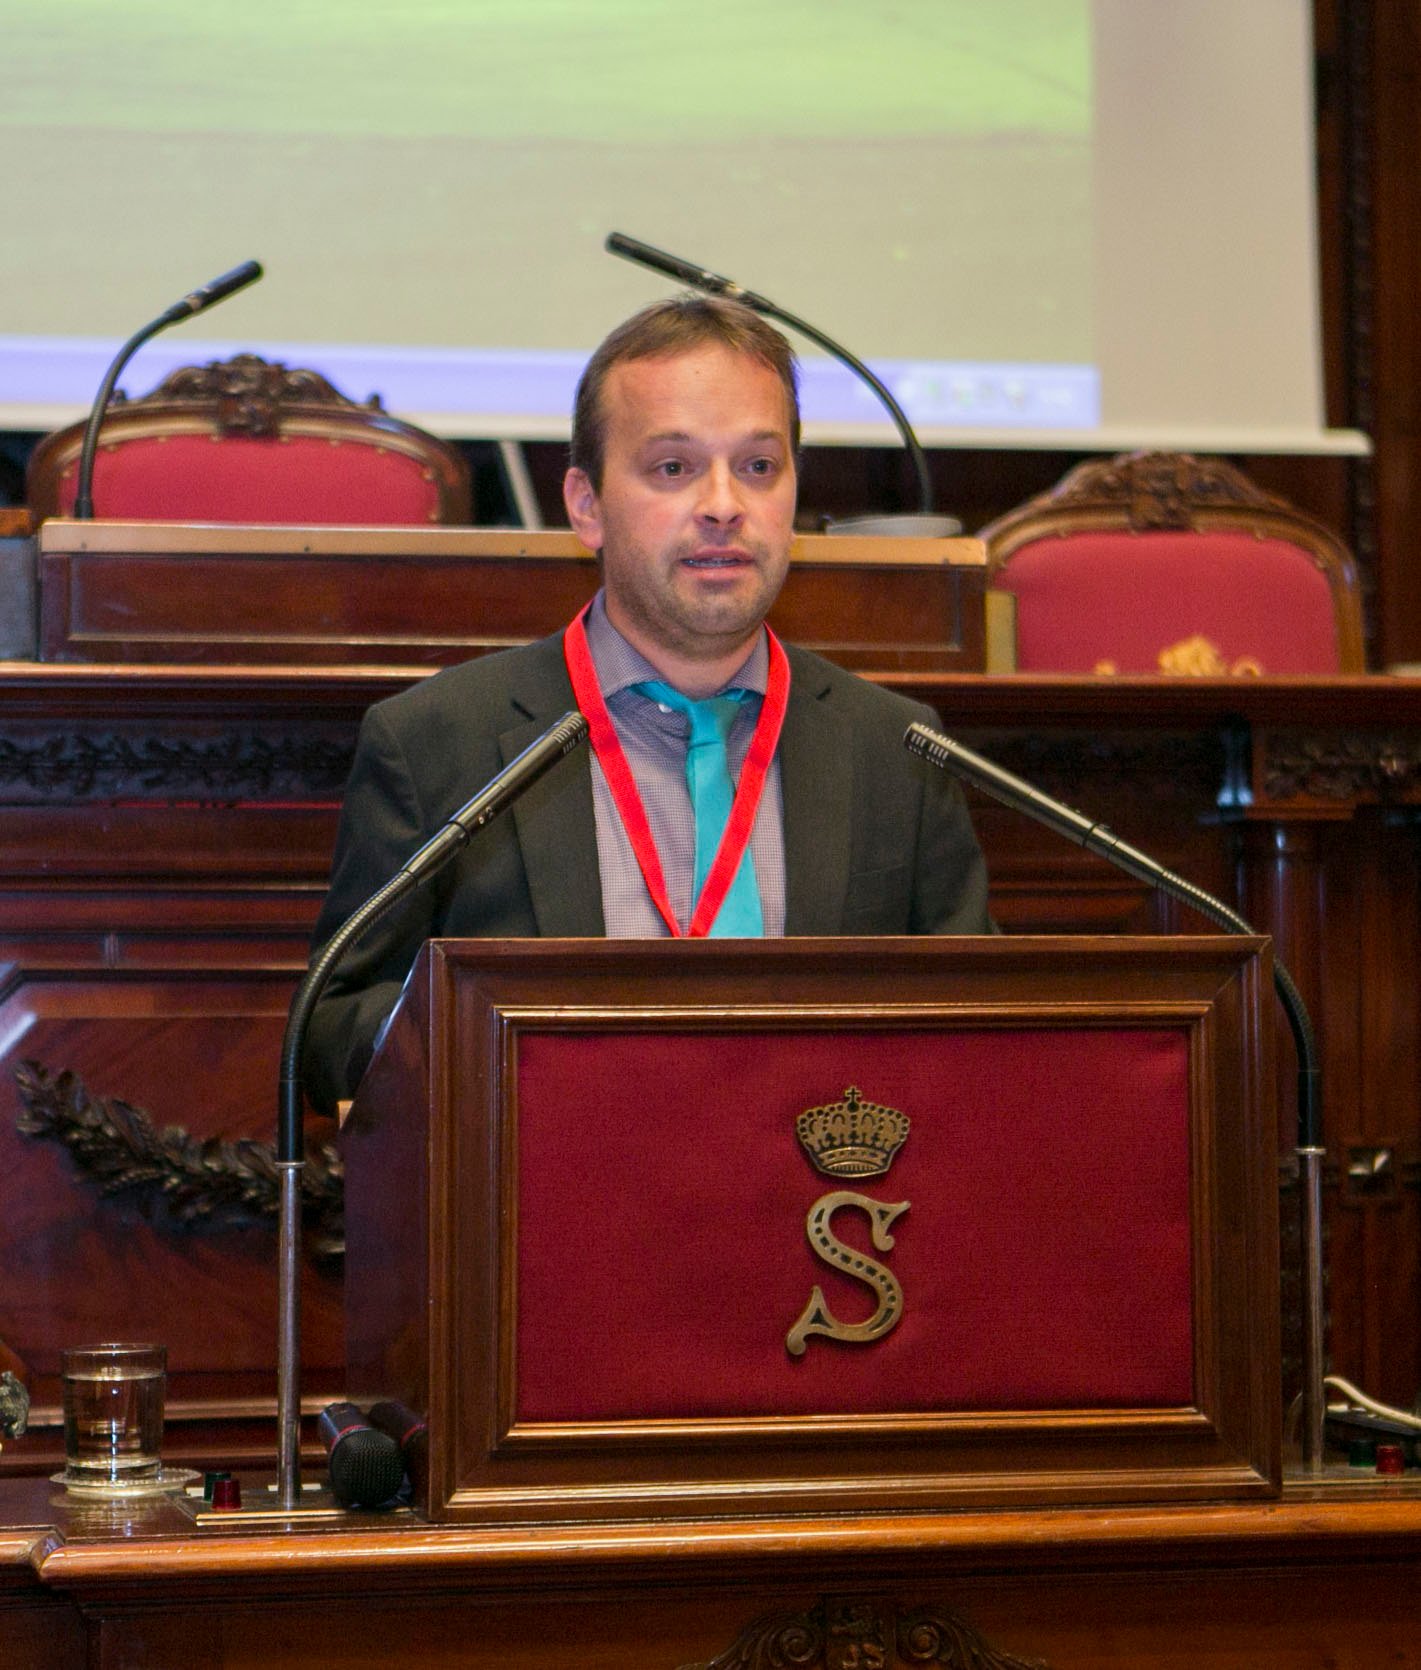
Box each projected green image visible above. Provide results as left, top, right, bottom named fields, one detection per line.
left=4, top=0, right=1089, bottom=386
left=5, top=0, right=1086, bottom=141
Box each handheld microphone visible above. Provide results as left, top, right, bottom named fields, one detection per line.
left=605, top=230, right=937, bottom=519
left=367, top=1399, right=429, bottom=1496
left=72, top=258, right=265, bottom=519
left=317, top=1401, right=406, bottom=1508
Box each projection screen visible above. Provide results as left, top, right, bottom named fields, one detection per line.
left=0, top=0, right=1363, bottom=453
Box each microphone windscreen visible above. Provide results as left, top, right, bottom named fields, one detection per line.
left=367, top=1399, right=429, bottom=1495
left=317, top=1402, right=405, bottom=1509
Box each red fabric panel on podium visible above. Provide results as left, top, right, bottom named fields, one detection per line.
left=515, top=1025, right=1192, bottom=1421
left=1000, top=530, right=1341, bottom=673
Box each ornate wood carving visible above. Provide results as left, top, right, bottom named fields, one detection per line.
left=116, top=352, right=386, bottom=438
left=681, top=1597, right=1047, bottom=1670
left=0, top=728, right=351, bottom=801
left=1031, top=451, right=1295, bottom=532
left=0, top=1372, right=27, bottom=1440
left=897, top=1607, right=1046, bottom=1668
left=968, top=730, right=1225, bottom=802
left=1337, top=0, right=1378, bottom=615
left=1260, top=730, right=1421, bottom=801
left=13, top=1061, right=343, bottom=1258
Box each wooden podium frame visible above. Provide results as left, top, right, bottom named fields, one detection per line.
left=36, top=522, right=988, bottom=672
left=341, top=935, right=1278, bottom=1526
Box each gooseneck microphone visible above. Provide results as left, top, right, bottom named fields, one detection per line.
left=155, top=259, right=265, bottom=326
left=606, top=231, right=936, bottom=519
left=903, top=718, right=1328, bottom=1469
left=902, top=720, right=1319, bottom=1140
left=72, top=259, right=264, bottom=519
left=317, top=1402, right=406, bottom=1509
left=605, top=233, right=777, bottom=311
left=274, top=710, right=589, bottom=1508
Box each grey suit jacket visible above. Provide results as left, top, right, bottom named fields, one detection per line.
left=302, top=630, right=991, bottom=1112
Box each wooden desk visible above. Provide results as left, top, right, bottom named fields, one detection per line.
left=35, top=521, right=990, bottom=674
left=2, top=1473, right=1420, bottom=1667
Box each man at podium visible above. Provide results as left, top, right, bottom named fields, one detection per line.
left=302, top=298, right=991, bottom=1113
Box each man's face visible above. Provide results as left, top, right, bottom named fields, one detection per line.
left=563, top=344, right=796, bottom=686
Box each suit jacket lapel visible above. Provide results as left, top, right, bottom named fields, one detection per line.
left=781, top=650, right=853, bottom=935
left=503, top=635, right=605, bottom=936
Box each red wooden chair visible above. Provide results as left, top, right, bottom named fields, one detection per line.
left=979, top=452, right=1365, bottom=675
left=26, top=353, right=472, bottom=526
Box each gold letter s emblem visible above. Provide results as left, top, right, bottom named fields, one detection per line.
left=786, top=1190, right=909, bottom=1357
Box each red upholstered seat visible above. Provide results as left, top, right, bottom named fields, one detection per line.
left=979, top=453, right=1365, bottom=676
left=27, top=353, right=472, bottom=527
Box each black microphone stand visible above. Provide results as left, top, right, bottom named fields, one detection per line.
left=72, top=260, right=264, bottom=519
left=605, top=233, right=956, bottom=534
left=273, top=713, right=588, bottom=1509
left=904, top=720, right=1328, bottom=1473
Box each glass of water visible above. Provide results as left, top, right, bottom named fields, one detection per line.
left=60, top=1343, right=166, bottom=1487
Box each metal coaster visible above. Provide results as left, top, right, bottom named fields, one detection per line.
left=52, top=1466, right=199, bottom=1499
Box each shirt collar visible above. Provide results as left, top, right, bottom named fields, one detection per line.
left=582, top=589, right=769, bottom=701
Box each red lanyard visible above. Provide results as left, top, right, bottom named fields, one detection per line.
left=563, top=608, right=790, bottom=937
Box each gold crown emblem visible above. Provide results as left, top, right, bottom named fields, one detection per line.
left=795, top=1087, right=909, bottom=1178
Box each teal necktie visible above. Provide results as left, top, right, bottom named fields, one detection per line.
left=633, top=681, right=764, bottom=937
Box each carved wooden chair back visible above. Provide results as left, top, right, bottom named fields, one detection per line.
left=979, top=452, right=1365, bottom=675
left=26, top=353, right=473, bottom=525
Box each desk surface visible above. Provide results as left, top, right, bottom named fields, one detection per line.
left=4, top=660, right=1421, bottom=713
left=4, top=1475, right=1421, bottom=1667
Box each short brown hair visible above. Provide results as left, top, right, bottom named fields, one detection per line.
left=569, top=296, right=800, bottom=489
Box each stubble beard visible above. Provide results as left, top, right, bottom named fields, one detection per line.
left=609, top=536, right=789, bottom=671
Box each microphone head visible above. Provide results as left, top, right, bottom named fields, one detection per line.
left=603, top=232, right=739, bottom=299
left=191, top=259, right=263, bottom=307
left=318, top=1401, right=406, bottom=1508
left=367, top=1398, right=429, bottom=1495
left=327, top=1426, right=405, bottom=1509
left=167, top=260, right=264, bottom=323
left=217, top=257, right=263, bottom=283
left=552, top=709, right=589, bottom=754
left=903, top=721, right=950, bottom=769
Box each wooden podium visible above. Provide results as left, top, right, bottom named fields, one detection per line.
left=342, top=935, right=1278, bottom=1527
left=10, top=933, right=1421, bottom=1668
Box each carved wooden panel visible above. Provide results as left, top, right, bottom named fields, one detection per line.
left=0, top=968, right=344, bottom=1474
left=682, top=1596, right=1046, bottom=1669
